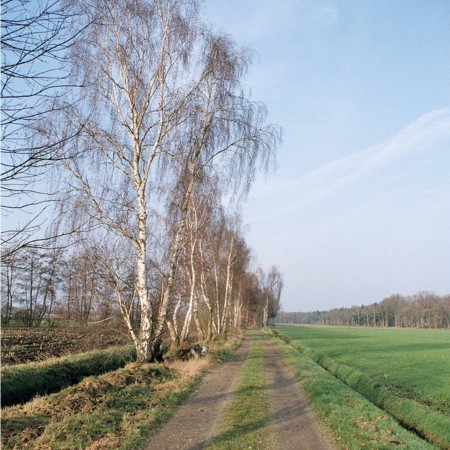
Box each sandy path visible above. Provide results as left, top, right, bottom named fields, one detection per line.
left=261, top=334, right=335, bottom=450
left=146, top=331, right=335, bottom=450
left=146, top=334, right=252, bottom=450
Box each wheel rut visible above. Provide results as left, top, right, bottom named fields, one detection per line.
left=147, top=331, right=335, bottom=449
left=147, top=334, right=252, bottom=450
left=261, top=334, right=335, bottom=449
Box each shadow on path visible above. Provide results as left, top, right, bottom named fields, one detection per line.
left=147, top=331, right=335, bottom=450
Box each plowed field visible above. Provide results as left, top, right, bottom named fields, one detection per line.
left=1, top=325, right=132, bottom=365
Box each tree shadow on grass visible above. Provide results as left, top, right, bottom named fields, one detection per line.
left=187, top=403, right=312, bottom=450
left=187, top=373, right=298, bottom=410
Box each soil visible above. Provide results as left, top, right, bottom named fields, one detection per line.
left=1, top=325, right=132, bottom=364
left=148, top=331, right=335, bottom=450
left=261, top=334, right=335, bottom=450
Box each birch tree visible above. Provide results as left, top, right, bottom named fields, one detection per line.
left=177, top=191, right=211, bottom=343
left=57, top=0, right=280, bottom=361
left=190, top=204, right=251, bottom=338
left=1, top=251, right=18, bottom=324
left=60, top=246, right=105, bottom=324
left=2, top=247, right=61, bottom=326
left=259, top=266, right=283, bottom=327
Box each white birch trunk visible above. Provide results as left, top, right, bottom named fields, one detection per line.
left=200, top=267, right=214, bottom=339
left=220, top=235, right=234, bottom=333
left=262, top=295, right=269, bottom=327
left=151, top=167, right=197, bottom=356
left=213, top=261, right=221, bottom=334
left=167, top=293, right=183, bottom=347
left=234, top=284, right=242, bottom=328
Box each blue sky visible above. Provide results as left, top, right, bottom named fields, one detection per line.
left=205, top=0, right=450, bottom=311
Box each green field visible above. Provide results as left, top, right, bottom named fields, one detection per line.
left=276, top=325, right=450, bottom=415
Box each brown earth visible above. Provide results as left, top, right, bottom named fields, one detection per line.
left=148, top=331, right=335, bottom=450
left=1, top=324, right=132, bottom=364
left=261, top=334, right=335, bottom=450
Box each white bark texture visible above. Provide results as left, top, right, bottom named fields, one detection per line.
left=59, top=0, right=280, bottom=361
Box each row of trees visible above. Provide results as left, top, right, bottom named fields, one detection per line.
left=276, top=292, right=450, bottom=329
left=1, top=0, right=283, bottom=361
left=1, top=232, right=283, bottom=335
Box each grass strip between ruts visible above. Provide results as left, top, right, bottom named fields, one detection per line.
left=268, top=330, right=449, bottom=450
left=207, top=331, right=275, bottom=450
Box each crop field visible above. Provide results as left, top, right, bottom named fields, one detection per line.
left=276, top=325, right=450, bottom=416
left=1, top=325, right=132, bottom=365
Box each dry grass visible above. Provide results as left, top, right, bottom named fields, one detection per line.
left=170, top=355, right=211, bottom=378
left=1, top=363, right=170, bottom=448
left=1, top=345, right=136, bottom=407
left=1, top=334, right=243, bottom=450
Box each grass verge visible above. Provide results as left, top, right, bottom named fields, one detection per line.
left=275, top=325, right=449, bottom=415
left=207, top=331, right=274, bottom=450
left=272, top=329, right=449, bottom=449
left=1, top=345, right=136, bottom=407
left=268, top=331, right=439, bottom=450
left=1, top=336, right=241, bottom=450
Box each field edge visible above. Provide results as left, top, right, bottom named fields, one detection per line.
left=270, top=328, right=449, bottom=450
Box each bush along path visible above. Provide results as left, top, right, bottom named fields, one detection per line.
left=148, top=330, right=335, bottom=450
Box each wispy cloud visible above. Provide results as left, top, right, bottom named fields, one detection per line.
left=307, top=5, right=340, bottom=27
left=211, top=1, right=341, bottom=42
left=249, top=108, right=450, bottom=219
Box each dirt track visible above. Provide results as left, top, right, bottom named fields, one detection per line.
left=147, top=331, right=335, bottom=450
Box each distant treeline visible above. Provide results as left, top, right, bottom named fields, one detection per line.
left=276, top=292, right=450, bottom=329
